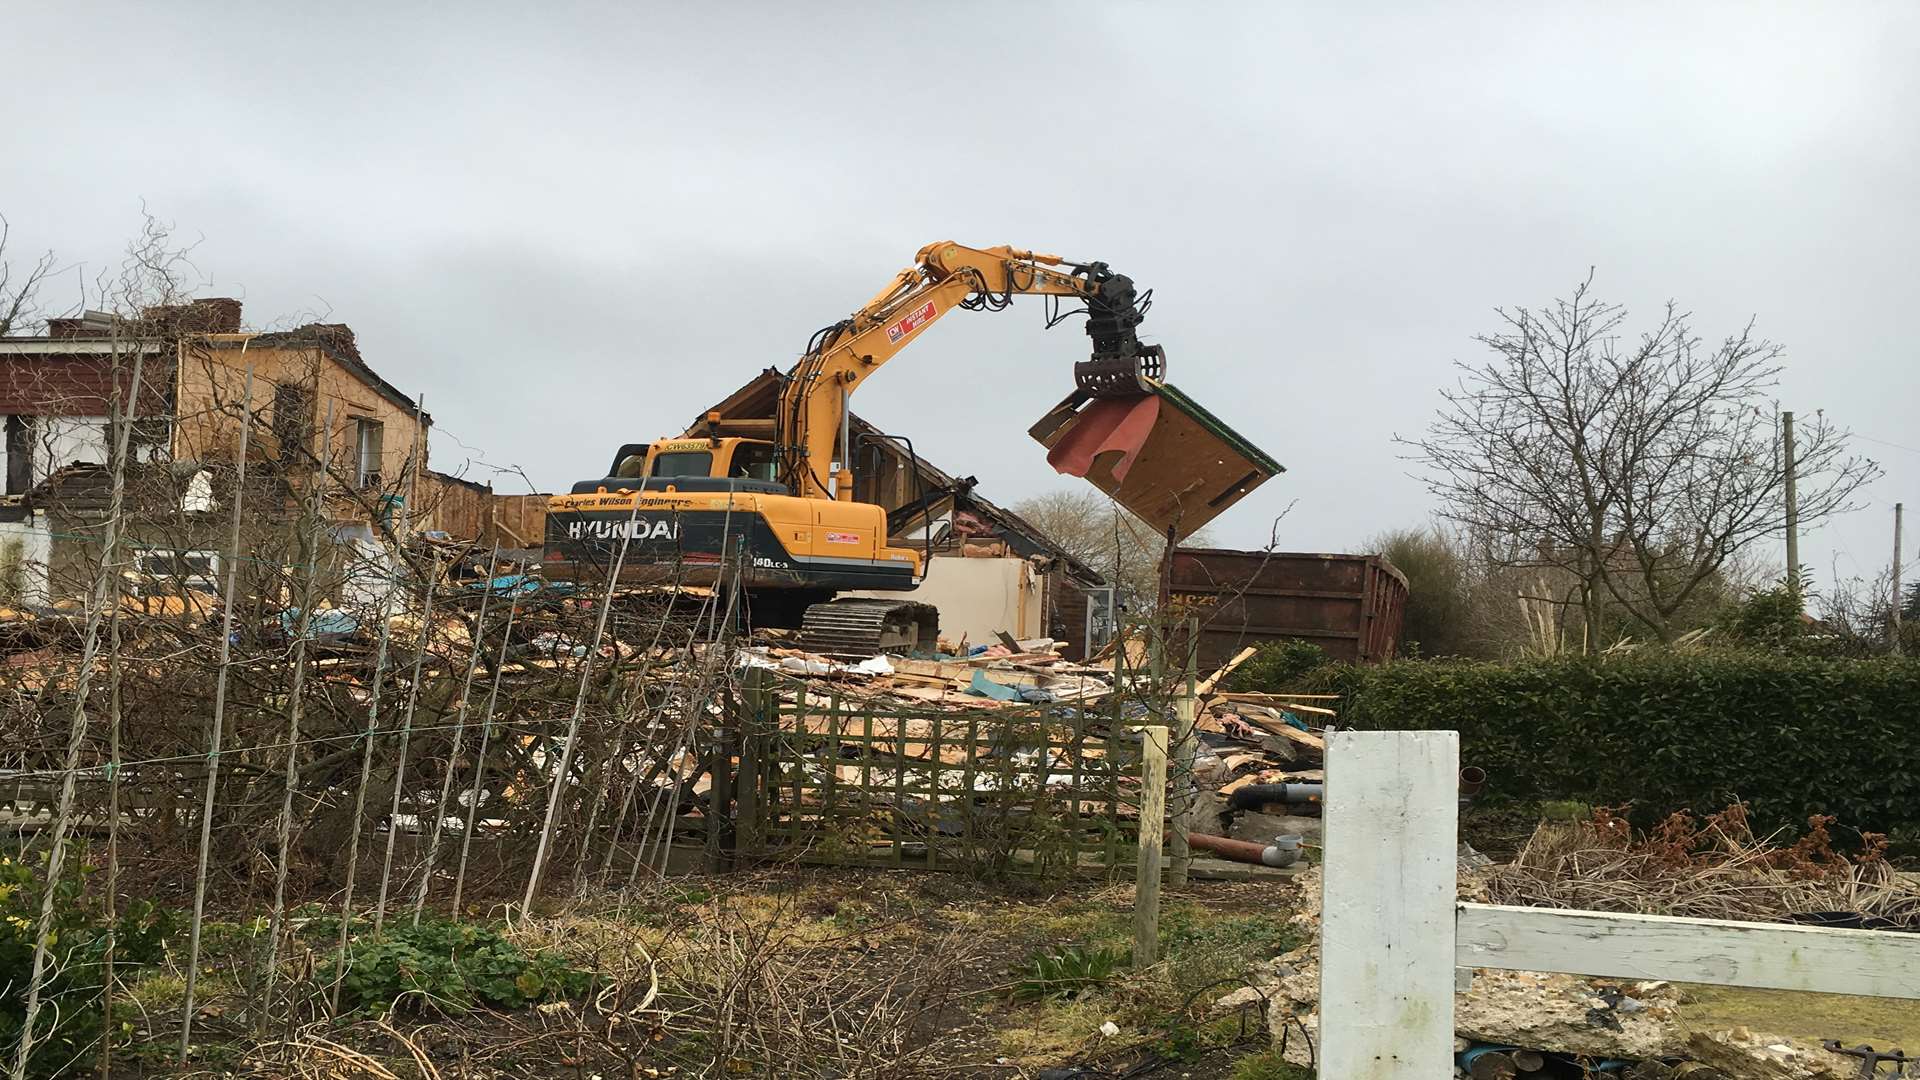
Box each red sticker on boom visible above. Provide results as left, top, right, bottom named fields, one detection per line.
left=885, top=300, right=938, bottom=344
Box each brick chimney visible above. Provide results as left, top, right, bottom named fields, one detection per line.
left=141, top=297, right=243, bottom=334
left=190, top=297, right=243, bottom=333
left=299, top=322, right=362, bottom=362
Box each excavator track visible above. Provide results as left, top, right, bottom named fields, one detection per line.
left=799, top=598, right=939, bottom=658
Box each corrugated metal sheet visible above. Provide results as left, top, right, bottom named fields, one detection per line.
left=1165, top=547, right=1408, bottom=669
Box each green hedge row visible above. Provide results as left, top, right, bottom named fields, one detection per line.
left=1272, top=652, right=1920, bottom=841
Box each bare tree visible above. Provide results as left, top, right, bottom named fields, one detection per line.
left=1408, top=274, right=1879, bottom=646
left=1012, top=488, right=1211, bottom=612
left=0, top=216, right=58, bottom=338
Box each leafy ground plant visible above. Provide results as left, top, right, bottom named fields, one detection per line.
left=321, top=917, right=590, bottom=1014
left=1, top=850, right=177, bottom=1079
left=1012, top=942, right=1129, bottom=1002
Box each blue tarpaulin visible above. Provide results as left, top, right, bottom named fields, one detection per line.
left=968, top=670, right=1054, bottom=703
left=277, top=607, right=361, bottom=641
left=466, top=574, right=572, bottom=597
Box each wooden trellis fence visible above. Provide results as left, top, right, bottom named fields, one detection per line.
left=730, top=672, right=1146, bottom=876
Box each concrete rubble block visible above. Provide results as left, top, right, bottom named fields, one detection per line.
left=1452, top=971, right=1683, bottom=1059
left=1682, top=1031, right=1874, bottom=1080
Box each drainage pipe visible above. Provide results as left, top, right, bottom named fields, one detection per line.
left=1224, top=783, right=1322, bottom=813
left=1186, top=831, right=1303, bottom=867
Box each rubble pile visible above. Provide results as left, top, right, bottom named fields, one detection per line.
left=735, top=637, right=1115, bottom=709
left=732, top=635, right=1330, bottom=864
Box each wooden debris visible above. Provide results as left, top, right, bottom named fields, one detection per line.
left=1195, top=646, right=1258, bottom=696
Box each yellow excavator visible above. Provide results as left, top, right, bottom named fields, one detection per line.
left=545, top=241, right=1168, bottom=655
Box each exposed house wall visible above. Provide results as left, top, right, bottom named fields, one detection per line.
left=423, top=470, right=492, bottom=539
left=848, top=555, right=1044, bottom=649
left=0, top=513, right=52, bottom=606
left=423, top=471, right=551, bottom=548
left=488, top=493, right=550, bottom=549
left=171, top=340, right=426, bottom=489
left=0, top=414, right=106, bottom=490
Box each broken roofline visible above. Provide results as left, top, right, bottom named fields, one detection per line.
left=209, top=331, right=428, bottom=423
left=0, top=330, right=429, bottom=425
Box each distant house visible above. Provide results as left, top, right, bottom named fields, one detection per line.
left=0, top=299, right=507, bottom=606
left=687, top=370, right=1114, bottom=657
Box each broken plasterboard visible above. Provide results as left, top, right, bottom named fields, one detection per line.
left=1028, top=382, right=1283, bottom=541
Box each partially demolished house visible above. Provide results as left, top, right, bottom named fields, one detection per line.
left=0, top=300, right=506, bottom=605
left=691, top=369, right=1116, bottom=658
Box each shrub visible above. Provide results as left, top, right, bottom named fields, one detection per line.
left=1323, top=652, right=1920, bottom=838
left=321, top=917, right=590, bottom=1014
left=1714, top=584, right=1806, bottom=650
left=1, top=850, right=178, bottom=1079
left=1224, top=641, right=1330, bottom=693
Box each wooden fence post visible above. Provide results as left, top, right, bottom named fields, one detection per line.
left=1319, top=730, right=1458, bottom=1080
left=1168, top=618, right=1198, bottom=888
left=705, top=728, right=734, bottom=873
left=734, top=669, right=766, bottom=858
left=1132, top=724, right=1168, bottom=966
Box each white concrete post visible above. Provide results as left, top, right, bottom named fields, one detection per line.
left=1319, top=730, right=1459, bottom=1080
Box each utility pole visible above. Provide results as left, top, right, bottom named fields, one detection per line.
left=1783, top=410, right=1800, bottom=606
left=1894, top=502, right=1905, bottom=656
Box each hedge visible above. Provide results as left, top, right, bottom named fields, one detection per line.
left=1268, top=652, right=1920, bottom=841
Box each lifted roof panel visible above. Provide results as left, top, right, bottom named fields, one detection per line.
left=1029, top=383, right=1283, bottom=541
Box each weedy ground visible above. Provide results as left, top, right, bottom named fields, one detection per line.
left=103, top=862, right=1917, bottom=1079
left=113, top=866, right=1306, bottom=1079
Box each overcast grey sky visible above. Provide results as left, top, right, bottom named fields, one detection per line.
left=3, top=3, right=1915, bottom=594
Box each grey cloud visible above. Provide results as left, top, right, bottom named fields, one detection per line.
left=1, top=1, right=1913, bottom=589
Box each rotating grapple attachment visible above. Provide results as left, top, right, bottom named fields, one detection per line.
left=1073, top=263, right=1166, bottom=398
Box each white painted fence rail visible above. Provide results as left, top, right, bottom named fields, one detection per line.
left=1318, top=730, right=1920, bottom=1080
left=1457, top=903, right=1920, bottom=999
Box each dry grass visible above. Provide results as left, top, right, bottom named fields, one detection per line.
left=1484, top=804, right=1920, bottom=925
left=1677, top=984, right=1920, bottom=1053
left=315, top=874, right=991, bottom=1078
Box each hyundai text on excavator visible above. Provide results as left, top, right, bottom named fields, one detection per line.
left=544, top=241, right=1271, bottom=657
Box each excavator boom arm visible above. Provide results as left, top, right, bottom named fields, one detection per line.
left=776, top=242, right=1158, bottom=500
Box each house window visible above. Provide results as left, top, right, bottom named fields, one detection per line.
left=131, top=417, right=171, bottom=461
left=130, top=548, right=220, bottom=596
left=5, top=416, right=32, bottom=495
left=109, top=417, right=172, bottom=464
left=354, top=418, right=384, bottom=488
left=272, top=381, right=313, bottom=464
left=1084, top=586, right=1117, bottom=656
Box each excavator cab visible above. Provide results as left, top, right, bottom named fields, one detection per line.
left=599, top=438, right=785, bottom=491
left=549, top=433, right=938, bottom=656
